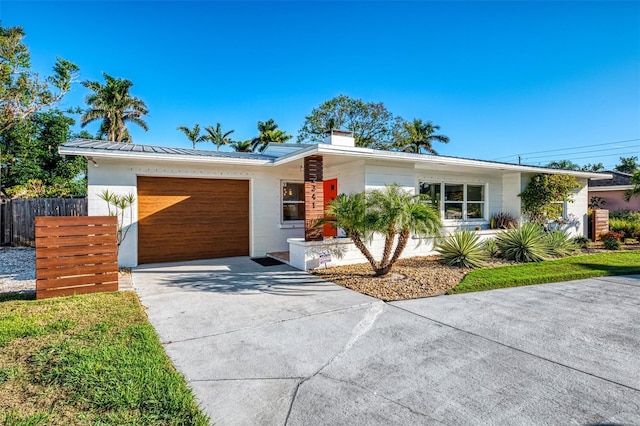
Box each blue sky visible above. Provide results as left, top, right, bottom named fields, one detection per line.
left=2, top=1, right=639, bottom=168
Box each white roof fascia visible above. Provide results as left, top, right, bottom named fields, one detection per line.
left=59, top=145, right=273, bottom=166
left=274, top=143, right=611, bottom=179
left=588, top=185, right=633, bottom=191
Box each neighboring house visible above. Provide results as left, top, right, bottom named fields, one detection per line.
left=59, top=131, right=606, bottom=269
left=588, top=171, right=640, bottom=212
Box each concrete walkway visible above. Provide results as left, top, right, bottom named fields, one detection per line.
left=132, top=258, right=640, bottom=425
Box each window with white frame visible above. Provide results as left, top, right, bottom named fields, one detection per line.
left=282, top=181, right=305, bottom=222
left=419, top=182, right=486, bottom=220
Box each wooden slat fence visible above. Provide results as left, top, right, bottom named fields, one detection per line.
left=1, top=198, right=87, bottom=247
left=591, top=209, right=609, bottom=241
left=35, top=216, right=118, bottom=299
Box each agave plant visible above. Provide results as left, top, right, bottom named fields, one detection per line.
left=490, top=212, right=517, bottom=229
left=436, top=230, right=487, bottom=268
left=544, top=230, right=579, bottom=257
left=496, top=222, right=549, bottom=263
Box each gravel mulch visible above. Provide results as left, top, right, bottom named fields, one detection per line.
left=0, top=247, right=36, bottom=294
left=313, top=255, right=474, bottom=301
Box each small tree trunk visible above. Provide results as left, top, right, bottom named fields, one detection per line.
left=379, top=228, right=395, bottom=270
left=376, top=229, right=411, bottom=276
left=350, top=233, right=379, bottom=272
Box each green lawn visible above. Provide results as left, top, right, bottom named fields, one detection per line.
left=448, top=251, right=640, bottom=294
left=0, top=291, right=209, bottom=426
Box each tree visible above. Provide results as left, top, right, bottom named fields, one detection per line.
left=581, top=163, right=604, bottom=172
left=1, top=110, right=87, bottom=197
left=624, top=170, right=640, bottom=201
left=395, top=118, right=449, bottom=155
left=204, top=123, right=234, bottom=150
left=324, top=185, right=441, bottom=276
left=80, top=73, right=148, bottom=142
left=546, top=160, right=580, bottom=171
left=177, top=124, right=207, bottom=149
left=297, top=95, right=399, bottom=148
left=251, top=119, right=292, bottom=152
left=0, top=26, right=79, bottom=132
left=519, top=173, right=582, bottom=224
left=615, top=156, right=638, bottom=174
left=230, top=140, right=253, bottom=152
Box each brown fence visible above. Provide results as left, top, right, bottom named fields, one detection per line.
left=35, top=216, right=118, bottom=300
left=591, top=209, right=609, bottom=241
left=1, top=198, right=87, bottom=247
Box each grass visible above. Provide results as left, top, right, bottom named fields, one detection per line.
left=448, top=251, right=640, bottom=294
left=0, top=291, right=209, bottom=426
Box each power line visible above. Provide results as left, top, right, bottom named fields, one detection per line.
left=492, top=138, right=640, bottom=160
left=523, top=151, right=639, bottom=165
left=521, top=144, right=638, bottom=161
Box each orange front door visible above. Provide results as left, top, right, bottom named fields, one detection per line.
left=323, top=179, right=338, bottom=237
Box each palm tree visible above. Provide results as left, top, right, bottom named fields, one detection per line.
left=624, top=171, right=640, bottom=201
left=396, top=119, right=449, bottom=154
left=251, top=119, right=292, bottom=152
left=324, top=185, right=441, bottom=276
left=204, top=123, right=234, bottom=150
left=80, top=73, right=148, bottom=142
left=230, top=140, right=253, bottom=152
left=176, top=124, right=207, bottom=149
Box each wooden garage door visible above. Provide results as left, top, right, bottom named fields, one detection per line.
left=137, top=177, right=249, bottom=264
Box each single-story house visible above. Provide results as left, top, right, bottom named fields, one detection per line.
left=59, top=131, right=607, bottom=269
left=588, top=170, right=640, bottom=212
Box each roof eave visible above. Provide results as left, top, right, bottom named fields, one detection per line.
left=58, top=146, right=273, bottom=166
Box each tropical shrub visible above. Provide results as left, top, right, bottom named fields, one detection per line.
left=609, top=218, right=640, bottom=238
left=519, top=173, right=581, bottom=224
left=490, top=212, right=517, bottom=229
left=603, top=237, right=621, bottom=250
left=436, top=230, right=487, bottom=268
left=609, top=210, right=640, bottom=221
left=496, top=223, right=549, bottom=263
left=600, top=230, right=624, bottom=242
left=482, top=238, right=499, bottom=258
left=572, top=236, right=591, bottom=249
left=544, top=230, right=579, bottom=257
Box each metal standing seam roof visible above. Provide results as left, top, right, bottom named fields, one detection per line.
left=58, top=139, right=613, bottom=179
left=59, top=139, right=277, bottom=161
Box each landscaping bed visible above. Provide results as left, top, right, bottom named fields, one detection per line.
left=314, top=249, right=640, bottom=301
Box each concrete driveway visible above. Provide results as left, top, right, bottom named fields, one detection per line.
left=132, top=258, right=640, bottom=425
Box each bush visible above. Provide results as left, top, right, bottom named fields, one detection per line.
left=572, top=236, right=591, bottom=249
left=600, top=231, right=624, bottom=242
left=496, top=223, right=549, bottom=263
left=436, top=230, right=487, bottom=268
left=603, top=238, right=621, bottom=250
left=609, top=210, right=640, bottom=221
left=609, top=218, right=640, bottom=238
left=544, top=230, right=579, bottom=257
left=482, top=238, right=499, bottom=258
left=490, top=212, right=517, bottom=229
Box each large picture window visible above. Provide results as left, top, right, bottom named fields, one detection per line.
left=282, top=182, right=305, bottom=221
left=419, top=182, right=486, bottom=221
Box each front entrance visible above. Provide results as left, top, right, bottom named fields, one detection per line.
left=323, top=178, right=338, bottom=237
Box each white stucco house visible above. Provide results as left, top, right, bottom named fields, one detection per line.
left=59, top=131, right=606, bottom=270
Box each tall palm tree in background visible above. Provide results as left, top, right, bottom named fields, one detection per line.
left=80, top=73, right=148, bottom=142
left=176, top=124, right=207, bottom=148
left=251, top=119, right=292, bottom=152
left=230, top=140, right=253, bottom=152
left=396, top=119, right=449, bottom=155
left=204, top=123, right=234, bottom=150
left=624, top=171, right=640, bottom=201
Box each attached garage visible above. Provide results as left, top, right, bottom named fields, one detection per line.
left=137, top=177, right=249, bottom=264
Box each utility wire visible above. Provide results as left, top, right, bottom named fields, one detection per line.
left=521, top=144, right=638, bottom=161
left=523, top=151, right=639, bottom=165
left=492, top=138, right=640, bottom=160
